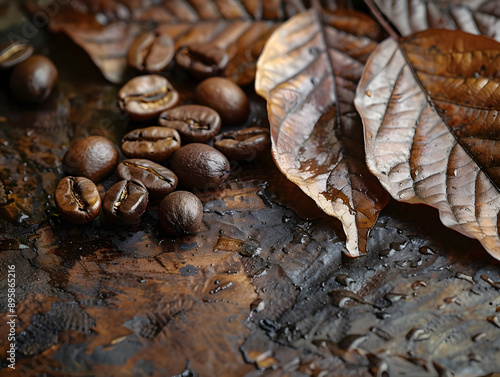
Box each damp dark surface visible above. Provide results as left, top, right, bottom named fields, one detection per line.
left=1, top=4, right=500, bottom=377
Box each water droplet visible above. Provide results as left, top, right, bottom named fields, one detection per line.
left=419, top=246, right=435, bottom=255
left=370, top=327, right=392, bottom=341
left=456, top=272, right=474, bottom=284
left=330, top=289, right=376, bottom=308
left=209, top=281, right=233, bottom=294
left=335, top=274, right=355, bottom=286
left=250, top=299, right=265, bottom=312
left=409, top=257, right=422, bottom=268
left=379, top=249, right=395, bottom=257
left=412, top=280, right=427, bottom=290
left=406, top=328, right=430, bottom=341
left=338, top=334, right=367, bottom=350
left=367, top=354, right=389, bottom=377
left=384, top=292, right=406, bottom=303
left=480, top=274, right=500, bottom=289
left=390, top=241, right=406, bottom=251
left=375, top=311, right=391, bottom=320
left=487, top=315, right=500, bottom=328
left=472, top=332, right=487, bottom=341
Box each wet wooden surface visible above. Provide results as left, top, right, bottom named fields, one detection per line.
left=1, top=3, right=500, bottom=377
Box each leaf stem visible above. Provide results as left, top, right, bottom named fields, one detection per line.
left=364, top=0, right=400, bottom=40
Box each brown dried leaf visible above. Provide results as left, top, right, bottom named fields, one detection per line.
left=355, top=29, right=500, bottom=260
left=374, top=0, right=500, bottom=41
left=38, top=0, right=309, bottom=84
left=256, top=8, right=389, bottom=256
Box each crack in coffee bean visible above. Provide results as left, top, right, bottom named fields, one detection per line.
left=118, top=75, right=179, bottom=121
left=113, top=185, right=129, bottom=213
left=123, top=135, right=177, bottom=142
left=117, top=159, right=178, bottom=199
left=122, top=161, right=174, bottom=183
left=128, top=31, right=174, bottom=72
left=121, top=126, right=180, bottom=162
left=0, top=41, right=33, bottom=69
left=159, top=105, right=221, bottom=143
left=103, top=180, right=148, bottom=225
left=121, top=87, right=171, bottom=105
left=176, top=44, right=228, bottom=78
left=69, top=178, right=87, bottom=211
left=214, top=127, right=270, bottom=161
left=55, top=176, right=101, bottom=224
left=188, top=119, right=209, bottom=130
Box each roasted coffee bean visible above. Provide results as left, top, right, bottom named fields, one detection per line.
left=127, top=31, right=174, bottom=73
left=0, top=41, right=33, bottom=69
left=117, top=159, right=177, bottom=199
left=170, top=143, right=230, bottom=190
left=103, top=180, right=148, bottom=225
left=9, top=55, right=58, bottom=103
left=121, top=126, right=181, bottom=162
left=159, top=191, right=203, bottom=236
left=63, top=136, right=119, bottom=183
left=214, top=127, right=271, bottom=161
left=159, top=105, right=221, bottom=143
left=55, top=176, right=101, bottom=224
left=118, top=75, right=179, bottom=121
left=195, top=77, right=249, bottom=125
left=175, top=43, right=228, bottom=79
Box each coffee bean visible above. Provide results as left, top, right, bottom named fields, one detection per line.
left=195, top=77, right=249, bottom=125
left=175, top=43, right=228, bottom=79
left=127, top=31, right=174, bottom=73
left=9, top=55, right=58, bottom=103
left=159, top=105, right=221, bottom=143
left=170, top=143, right=230, bottom=190
left=118, top=75, right=179, bottom=121
left=55, top=176, right=101, bottom=224
left=159, top=191, right=203, bottom=236
left=121, top=126, right=181, bottom=162
left=117, top=158, right=178, bottom=199
left=63, top=136, right=118, bottom=183
left=103, top=180, right=148, bottom=225
left=214, top=127, right=271, bottom=161
left=0, top=41, right=33, bottom=69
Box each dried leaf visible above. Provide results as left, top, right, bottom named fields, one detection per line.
left=355, top=29, right=500, bottom=260
left=256, top=8, right=389, bottom=256
left=37, top=0, right=309, bottom=84
left=373, top=0, right=500, bottom=42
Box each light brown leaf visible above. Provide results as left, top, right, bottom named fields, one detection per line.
left=36, top=0, right=309, bottom=84
left=256, top=8, right=389, bottom=256
left=373, top=0, right=500, bottom=42
left=355, top=29, right=500, bottom=260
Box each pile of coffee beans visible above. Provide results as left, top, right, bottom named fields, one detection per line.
left=0, top=41, right=58, bottom=103
left=54, top=72, right=271, bottom=238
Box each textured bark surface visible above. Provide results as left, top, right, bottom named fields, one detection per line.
left=1, top=3, right=500, bottom=377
